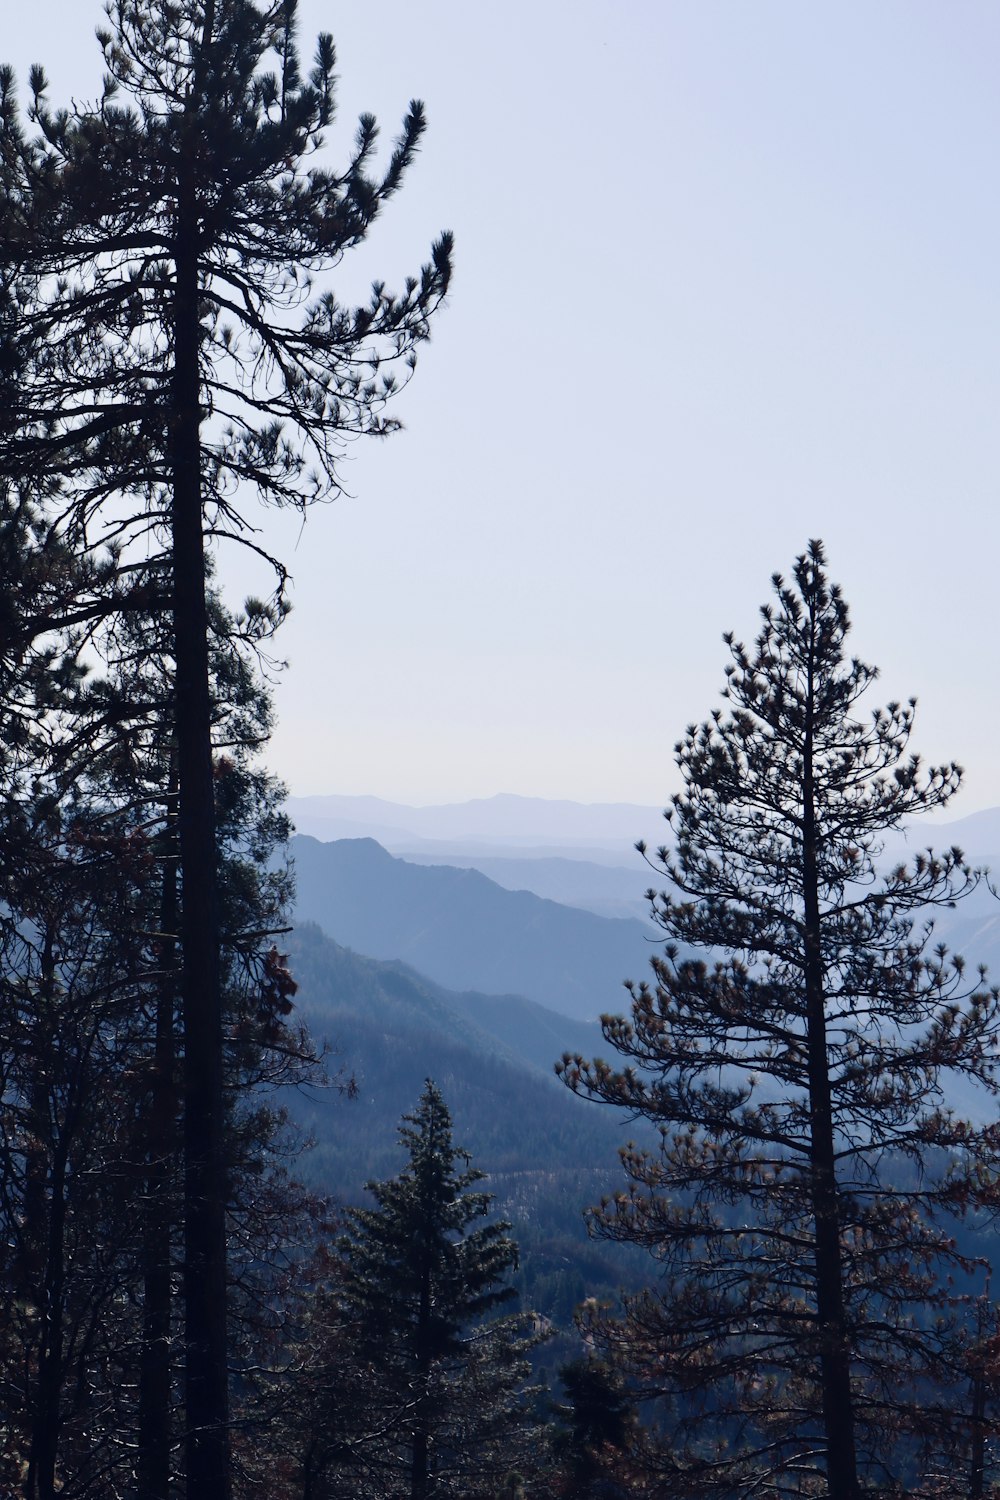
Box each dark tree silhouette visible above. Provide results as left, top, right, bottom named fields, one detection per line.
left=549, top=1356, right=636, bottom=1498
left=0, top=564, right=320, bottom=1497
left=559, top=541, right=1000, bottom=1499
left=0, top=4, right=451, bottom=1492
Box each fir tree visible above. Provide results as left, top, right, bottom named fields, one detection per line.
left=550, top=1356, right=636, bottom=1498
left=559, top=541, right=1000, bottom=1499
left=286, top=1081, right=547, bottom=1499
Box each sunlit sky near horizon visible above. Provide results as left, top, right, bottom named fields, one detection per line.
left=6, top=4, right=1000, bottom=811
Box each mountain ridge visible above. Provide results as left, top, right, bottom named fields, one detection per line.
left=287, top=792, right=664, bottom=851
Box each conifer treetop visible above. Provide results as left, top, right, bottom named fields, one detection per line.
left=0, top=0, right=453, bottom=554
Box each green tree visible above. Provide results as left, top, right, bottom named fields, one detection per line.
left=1, top=5, right=451, bottom=1492
left=0, top=809, right=154, bottom=1499
left=286, top=1081, right=547, bottom=1499
left=559, top=541, right=1000, bottom=1499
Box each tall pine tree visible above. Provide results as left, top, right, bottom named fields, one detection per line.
left=1, top=5, right=451, bottom=1493
left=0, top=566, right=319, bottom=1497
left=560, top=541, right=1000, bottom=1499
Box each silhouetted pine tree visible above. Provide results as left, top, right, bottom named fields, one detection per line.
left=559, top=541, right=1000, bottom=1499
left=549, top=1356, right=636, bottom=1498
left=0, top=568, right=320, bottom=1497
left=1, top=5, right=451, bottom=1492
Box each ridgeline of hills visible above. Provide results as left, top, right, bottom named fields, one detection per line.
left=287, top=793, right=1000, bottom=975
left=399, top=850, right=650, bottom=920
left=286, top=791, right=667, bottom=853
left=288, top=922, right=619, bottom=1189
left=281, top=805, right=674, bottom=1324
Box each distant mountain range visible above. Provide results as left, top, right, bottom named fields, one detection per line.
left=397, top=850, right=650, bottom=920
left=281, top=798, right=678, bottom=1321
left=285, top=796, right=1000, bottom=1121
left=287, top=792, right=1000, bottom=851
left=287, top=793, right=1000, bottom=925
left=287, top=792, right=665, bottom=855
left=286, top=794, right=669, bottom=923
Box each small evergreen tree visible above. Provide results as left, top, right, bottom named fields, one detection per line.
left=559, top=541, right=1000, bottom=1499
left=286, top=1081, right=547, bottom=1499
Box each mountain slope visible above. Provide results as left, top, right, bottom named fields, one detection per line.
left=288, top=921, right=622, bottom=1183
left=290, top=835, right=657, bottom=1021
left=395, top=849, right=650, bottom=919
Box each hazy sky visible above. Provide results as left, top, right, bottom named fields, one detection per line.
left=6, top=4, right=1000, bottom=809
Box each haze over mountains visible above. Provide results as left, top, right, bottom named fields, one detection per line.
left=288, top=793, right=1000, bottom=948
left=287, top=791, right=665, bottom=860
left=286, top=792, right=1000, bottom=859
left=281, top=796, right=665, bottom=1293
left=288, top=792, right=665, bottom=921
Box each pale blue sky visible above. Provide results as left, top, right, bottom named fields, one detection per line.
left=6, top=4, right=1000, bottom=808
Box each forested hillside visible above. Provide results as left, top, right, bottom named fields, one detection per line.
left=287, top=922, right=619, bottom=1181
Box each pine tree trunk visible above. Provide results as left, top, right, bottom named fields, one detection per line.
left=411, top=1424, right=429, bottom=1500
left=139, top=798, right=179, bottom=1500
left=24, top=935, right=66, bottom=1500
left=411, top=1261, right=432, bottom=1500
left=26, top=1150, right=68, bottom=1500
left=802, top=654, right=859, bottom=1500
left=969, top=1366, right=987, bottom=1499
left=172, top=137, right=231, bottom=1499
